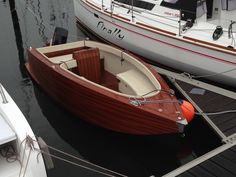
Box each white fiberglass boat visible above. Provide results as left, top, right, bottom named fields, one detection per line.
left=0, top=83, right=47, bottom=177
left=74, top=0, right=236, bottom=87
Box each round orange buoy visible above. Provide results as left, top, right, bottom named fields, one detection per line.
left=180, top=100, right=195, bottom=123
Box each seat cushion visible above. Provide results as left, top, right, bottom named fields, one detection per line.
left=73, top=48, right=101, bottom=83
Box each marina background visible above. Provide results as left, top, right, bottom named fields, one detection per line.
left=0, top=0, right=222, bottom=176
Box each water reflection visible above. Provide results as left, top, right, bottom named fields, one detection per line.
left=49, top=0, right=56, bottom=26
left=34, top=0, right=47, bottom=43
left=8, top=0, right=80, bottom=78
left=18, top=0, right=84, bottom=43
left=32, top=82, right=221, bottom=177
left=22, top=0, right=48, bottom=44
left=8, top=0, right=27, bottom=78
left=1, top=0, right=6, bottom=5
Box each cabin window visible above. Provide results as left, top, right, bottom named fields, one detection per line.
left=222, top=0, right=236, bottom=10
left=160, top=0, right=196, bottom=21
left=114, top=0, right=155, bottom=10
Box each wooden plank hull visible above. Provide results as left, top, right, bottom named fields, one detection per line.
left=26, top=45, right=186, bottom=135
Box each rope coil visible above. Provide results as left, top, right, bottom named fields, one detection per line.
left=0, top=145, right=18, bottom=163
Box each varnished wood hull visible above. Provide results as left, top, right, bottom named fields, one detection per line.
left=26, top=44, right=186, bottom=135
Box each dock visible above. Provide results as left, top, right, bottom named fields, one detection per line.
left=151, top=66, right=236, bottom=177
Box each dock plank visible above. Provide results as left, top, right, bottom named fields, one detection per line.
left=182, top=165, right=215, bottom=177
left=176, top=80, right=236, bottom=137
left=178, top=145, right=236, bottom=177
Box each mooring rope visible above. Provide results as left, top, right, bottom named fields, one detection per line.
left=129, top=97, right=236, bottom=117
left=129, top=97, right=179, bottom=106
left=31, top=138, right=127, bottom=177
left=196, top=109, right=236, bottom=116
left=44, top=145, right=127, bottom=176
left=19, top=135, right=36, bottom=177
left=21, top=147, right=32, bottom=177
left=17, top=135, right=128, bottom=177
left=181, top=67, right=236, bottom=80
left=179, top=100, right=236, bottom=116
left=35, top=147, right=122, bottom=177
left=19, top=139, right=27, bottom=177
left=0, top=136, right=37, bottom=177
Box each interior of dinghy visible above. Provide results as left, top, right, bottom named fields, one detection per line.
left=40, top=42, right=161, bottom=97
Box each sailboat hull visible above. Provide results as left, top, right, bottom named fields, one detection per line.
left=74, top=0, right=236, bottom=87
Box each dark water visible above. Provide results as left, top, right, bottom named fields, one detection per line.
left=0, top=0, right=222, bottom=176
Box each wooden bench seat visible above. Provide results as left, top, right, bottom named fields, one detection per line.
left=48, top=54, right=73, bottom=64
left=116, top=69, right=156, bottom=96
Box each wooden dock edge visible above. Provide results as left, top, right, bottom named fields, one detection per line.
left=151, top=66, right=236, bottom=100
left=162, top=136, right=236, bottom=177
left=152, top=65, right=236, bottom=139
left=151, top=65, right=236, bottom=177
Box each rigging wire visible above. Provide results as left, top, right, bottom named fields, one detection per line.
left=178, top=100, right=236, bottom=116
left=129, top=97, right=236, bottom=116
left=181, top=67, right=236, bottom=79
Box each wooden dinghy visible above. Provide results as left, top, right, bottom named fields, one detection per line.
left=25, top=40, right=194, bottom=135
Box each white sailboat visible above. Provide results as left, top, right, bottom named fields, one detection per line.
left=73, top=0, right=236, bottom=87
left=0, top=83, right=47, bottom=177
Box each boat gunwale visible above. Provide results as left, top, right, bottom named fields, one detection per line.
left=28, top=48, right=185, bottom=123
left=33, top=41, right=163, bottom=99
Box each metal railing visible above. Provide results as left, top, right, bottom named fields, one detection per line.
left=0, top=84, right=8, bottom=104
left=101, top=0, right=193, bottom=36
left=99, top=0, right=235, bottom=38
